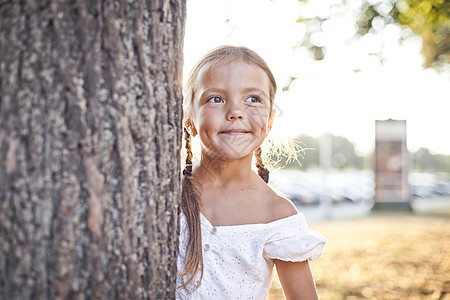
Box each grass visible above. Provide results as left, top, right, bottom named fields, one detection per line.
left=268, top=212, right=450, bottom=300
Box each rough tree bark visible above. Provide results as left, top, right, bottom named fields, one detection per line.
left=0, top=0, right=185, bottom=299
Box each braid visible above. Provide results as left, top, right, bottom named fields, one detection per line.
left=183, top=127, right=193, bottom=176
left=255, top=146, right=269, bottom=183
left=179, top=127, right=203, bottom=289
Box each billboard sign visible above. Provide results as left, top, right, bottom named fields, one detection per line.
left=374, top=120, right=411, bottom=209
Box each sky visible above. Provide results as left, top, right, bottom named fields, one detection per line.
left=183, top=0, right=450, bottom=156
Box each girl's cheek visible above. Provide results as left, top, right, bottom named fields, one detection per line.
left=249, top=105, right=269, bottom=116
left=248, top=108, right=270, bottom=125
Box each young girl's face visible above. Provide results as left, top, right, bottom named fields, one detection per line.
left=188, top=60, right=274, bottom=161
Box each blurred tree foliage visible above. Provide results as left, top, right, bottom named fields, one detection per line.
left=413, top=147, right=450, bottom=172
left=275, top=134, right=365, bottom=170
left=297, top=0, right=449, bottom=69
left=357, top=0, right=449, bottom=68
left=276, top=134, right=450, bottom=172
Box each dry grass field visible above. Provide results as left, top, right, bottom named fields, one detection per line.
left=268, top=211, right=450, bottom=300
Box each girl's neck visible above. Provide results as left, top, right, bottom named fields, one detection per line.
left=194, top=153, right=255, bottom=187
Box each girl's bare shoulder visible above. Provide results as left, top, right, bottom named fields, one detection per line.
left=258, top=184, right=298, bottom=223
left=270, top=194, right=299, bottom=221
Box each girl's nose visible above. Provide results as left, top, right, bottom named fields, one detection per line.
left=226, top=102, right=245, bottom=121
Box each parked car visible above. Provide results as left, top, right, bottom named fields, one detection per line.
left=270, top=169, right=375, bottom=206
left=409, top=172, right=450, bottom=198
left=276, top=181, right=320, bottom=206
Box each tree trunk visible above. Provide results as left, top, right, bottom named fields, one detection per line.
left=0, top=0, right=185, bottom=299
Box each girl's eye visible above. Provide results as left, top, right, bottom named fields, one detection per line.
left=245, top=96, right=262, bottom=103
left=206, top=96, right=224, bottom=103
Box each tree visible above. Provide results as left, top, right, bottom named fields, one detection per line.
left=297, top=0, right=449, bottom=69
left=357, top=0, right=449, bottom=68
left=413, top=147, right=450, bottom=172
left=275, top=134, right=364, bottom=170
left=0, top=0, right=185, bottom=298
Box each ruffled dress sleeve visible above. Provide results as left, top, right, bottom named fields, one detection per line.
left=263, top=213, right=326, bottom=262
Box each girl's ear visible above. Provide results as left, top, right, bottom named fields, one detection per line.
left=267, top=110, right=276, bottom=132
left=184, top=119, right=198, bottom=137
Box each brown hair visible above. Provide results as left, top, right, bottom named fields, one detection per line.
left=179, top=45, right=277, bottom=289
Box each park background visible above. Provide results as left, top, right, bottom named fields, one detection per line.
left=0, top=0, right=448, bottom=298
left=184, top=0, right=449, bottom=299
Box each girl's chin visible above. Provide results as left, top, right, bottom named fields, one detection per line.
left=203, top=145, right=258, bottom=161
left=199, top=135, right=264, bottom=161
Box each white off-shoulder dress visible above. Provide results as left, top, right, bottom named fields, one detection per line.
left=176, top=212, right=326, bottom=300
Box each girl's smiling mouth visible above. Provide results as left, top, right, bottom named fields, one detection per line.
left=219, top=129, right=251, bottom=135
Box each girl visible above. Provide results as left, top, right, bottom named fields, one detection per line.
left=177, top=45, right=326, bottom=299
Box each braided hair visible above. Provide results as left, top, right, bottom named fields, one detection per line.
left=255, top=146, right=270, bottom=183
left=179, top=128, right=203, bottom=289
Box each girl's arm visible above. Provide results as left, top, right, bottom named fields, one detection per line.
left=275, top=259, right=319, bottom=300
